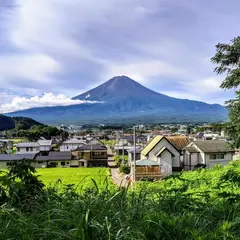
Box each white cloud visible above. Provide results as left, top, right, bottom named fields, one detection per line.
left=0, top=93, right=101, bottom=113
left=0, top=54, right=59, bottom=85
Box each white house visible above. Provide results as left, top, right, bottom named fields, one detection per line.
left=141, top=136, right=189, bottom=177
left=38, top=140, right=52, bottom=152
left=184, top=140, right=235, bottom=169
left=16, top=142, right=40, bottom=154
left=60, top=138, right=87, bottom=152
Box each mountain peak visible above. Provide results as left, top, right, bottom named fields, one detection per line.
left=72, top=75, right=148, bottom=101
left=104, top=75, right=139, bottom=90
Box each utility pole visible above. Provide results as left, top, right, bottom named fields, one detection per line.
left=122, top=127, right=124, bottom=164
left=133, top=125, right=136, bottom=182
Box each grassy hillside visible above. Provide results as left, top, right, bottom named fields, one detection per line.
left=1, top=162, right=240, bottom=239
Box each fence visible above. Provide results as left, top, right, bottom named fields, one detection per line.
left=135, top=166, right=161, bottom=181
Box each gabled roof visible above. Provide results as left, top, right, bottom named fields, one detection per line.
left=166, top=136, right=190, bottom=151
left=62, top=138, right=87, bottom=145
left=74, top=144, right=107, bottom=151
left=184, top=146, right=200, bottom=153
left=141, top=136, right=163, bottom=156
left=16, top=142, right=40, bottom=148
left=136, top=159, right=159, bottom=166
left=193, top=140, right=235, bottom=153
left=38, top=140, right=52, bottom=146
left=156, top=147, right=175, bottom=157
left=141, top=135, right=183, bottom=156
left=87, top=137, right=104, bottom=145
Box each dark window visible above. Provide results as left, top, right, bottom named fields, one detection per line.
left=210, top=153, right=225, bottom=160
left=217, top=153, right=224, bottom=159
left=61, top=162, right=66, bottom=166
left=30, top=147, right=33, bottom=151
left=26, top=147, right=29, bottom=152
left=38, top=161, right=43, bottom=164
left=67, top=162, right=69, bottom=164
left=17, top=148, right=20, bottom=152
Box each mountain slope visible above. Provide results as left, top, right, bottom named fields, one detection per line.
left=7, top=76, right=227, bottom=124
left=0, top=115, right=44, bottom=131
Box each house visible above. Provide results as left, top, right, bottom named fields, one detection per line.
left=184, top=140, right=235, bottom=170
left=38, top=140, right=52, bottom=152
left=114, top=145, right=137, bottom=155
left=46, top=151, right=73, bottom=168
left=16, top=142, right=40, bottom=154
left=34, top=156, right=48, bottom=168
left=87, top=137, right=104, bottom=145
left=72, top=144, right=108, bottom=167
left=141, top=136, right=190, bottom=176
left=0, top=153, right=37, bottom=168
left=127, top=148, right=141, bottom=163
left=60, top=138, right=87, bottom=151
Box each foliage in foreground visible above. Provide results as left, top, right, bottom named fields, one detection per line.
left=1, top=161, right=240, bottom=239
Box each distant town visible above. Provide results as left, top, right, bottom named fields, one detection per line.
left=0, top=121, right=237, bottom=184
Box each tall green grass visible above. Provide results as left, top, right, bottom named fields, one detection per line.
left=1, top=162, right=240, bottom=239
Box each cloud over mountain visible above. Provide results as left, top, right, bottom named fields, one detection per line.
left=0, top=93, right=101, bottom=113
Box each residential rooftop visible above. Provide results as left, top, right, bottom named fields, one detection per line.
left=16, top=142, right=40, bottom=148
left=193, top=140, right=235, bottom=153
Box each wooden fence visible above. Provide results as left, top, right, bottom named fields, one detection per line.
left=135, top=166, right=161, bottom=181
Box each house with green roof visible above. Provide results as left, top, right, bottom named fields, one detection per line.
left=184, top=140, right=235, bottom=170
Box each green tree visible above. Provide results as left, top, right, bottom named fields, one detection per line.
left=211, top=37, right=240, bottom=147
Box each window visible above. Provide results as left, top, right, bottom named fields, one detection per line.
left=26, top=147, right=29, bottom=152
left=38, top=161, right=43, bottom=164
left=61, top=162, right=66, bottom=166
left=30, top=147, right=33, bottom=151
left=17, top=148, right=20, bottom=152
left=67, top=162, right=69, bottom=164
left=210, top=153, right=225, bottom=160
left=93, top=152, right=103, bottom=156
left=217, top=153, right=224, bottom=159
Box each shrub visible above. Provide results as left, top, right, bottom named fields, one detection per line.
left=119, top=165, right=130, bottom=174
left=114, top=155, right=128, bottom=167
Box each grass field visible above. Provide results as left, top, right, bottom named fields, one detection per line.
left=37, top=168, right=114, bottom=191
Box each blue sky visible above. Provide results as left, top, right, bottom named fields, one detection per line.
left=0, top=0, right=238, bottom=112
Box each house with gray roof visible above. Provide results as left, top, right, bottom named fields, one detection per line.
left=72, top=144, right=108, bottom=167
left=38, top=140, right=53, bottom=152
left=184, top=140, right=235, bottom=170
left=0, top=153, right=37, bottom=168
left=16, top=142, right=40, bottom=154
left=60, top=138, right=87, bottom=152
